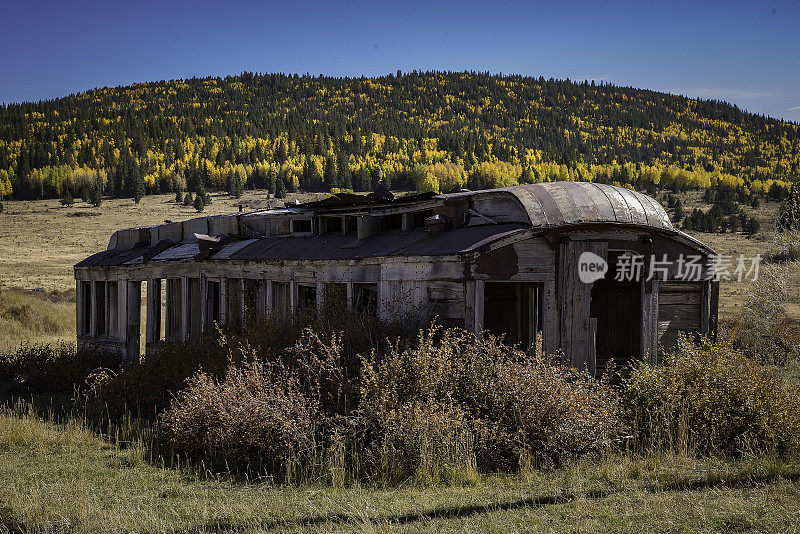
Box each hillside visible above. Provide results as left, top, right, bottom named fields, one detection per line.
left=0, top=71, right=797, bottom=202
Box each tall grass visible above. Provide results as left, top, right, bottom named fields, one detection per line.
left=2, top=399, right=800, bottom=532
left=0, top=287, right=75, bottom=350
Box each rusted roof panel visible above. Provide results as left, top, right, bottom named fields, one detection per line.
left=150, top=242, right=200, bottom=262
left=523, top=184, right=564, bottom=225
left=446, top=182, right=672, bottom=231
left=614, top=187, right=650, bottom=225
left=590, top=183, right=632, bottom=224
left=505, top=186, right=548, bottom=226
left=564, top=181, right=602, bottom=221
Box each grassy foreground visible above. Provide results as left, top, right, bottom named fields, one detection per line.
left=0, top=405, right=799, bottom=533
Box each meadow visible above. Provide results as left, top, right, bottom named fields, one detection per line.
left=2, top=402, right=800, bottom=532
left=1, top=189, right=800, bottom=533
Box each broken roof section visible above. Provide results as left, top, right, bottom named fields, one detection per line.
left=77, top=182, right=693, bottom=269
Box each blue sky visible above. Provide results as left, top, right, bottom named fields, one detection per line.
left=1, top=0, right=798, bottom=121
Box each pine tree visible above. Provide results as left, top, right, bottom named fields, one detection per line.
left=230, top=168, right=244, bottom=198
left=89, top=186, right=103, bottom=207
left=183, top=192, right=193, bottom=206
left=133, top=171, right=145, bottom=203
left=175, top=189, right=183, bottom=203
left=193, top=194, right=205, bottom=212
left=778, top=183, right=800, bottom=231
left=60, top=189, right=74, bottom=207
left=275, top=176, right=287, bottom=199
left=744, top=216, right=761, bottom=236
left=324, top=156, right=337, bottom=190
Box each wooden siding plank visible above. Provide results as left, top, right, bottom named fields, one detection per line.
left=125, top=281, right=141, bottom=364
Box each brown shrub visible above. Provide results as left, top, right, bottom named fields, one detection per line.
left=78, top=331, right=233, bottom=422
left=82, top=306, right=420, bottom=425
left=0, top=342, right=118, bottom=394
left=624, top=335, right=800, bottom=456
left=159, top=358, right=318, bottom=479
left=360, top=326, right=625, bottom=478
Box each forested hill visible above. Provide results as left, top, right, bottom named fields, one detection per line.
left=0, top=71, right=797, bottom=202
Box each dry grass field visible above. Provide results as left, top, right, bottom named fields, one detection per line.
left=0, top=191, right=324, bottom=292
left=678, top=192, right=800, bottom=319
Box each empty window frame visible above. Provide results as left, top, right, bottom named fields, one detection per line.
left=322, top=283, right=347, bottom=315
left=353, top=283, right=378, bottom=313
left=322, top=216, right=343, bottom=235
left=226, top=278, right=243, bottom=327
left=297, top=284, right=317, bottom=318
left=483, top=282, right=542, bottom=350
left=243, top=279, right=260, bottom=325
left=80, top=281, right=92, bottom=335
left=107, top=281, right=118, bottom=339
left=145, top=278, right=165, bottom=345
left=206, top=280, right=221, bottom=325
left=272, top=282, right=289, bottom=316
left=412, top=210, right=434, bottom=230
left=291, top=218, right=312, bottom=234
left=187, top=278, right=202, bottom=340
left=165, top=278, right=183, bottom=340
left=94, top=281, right=107, bottom=338
left=382, top=213, right=403, bottom=232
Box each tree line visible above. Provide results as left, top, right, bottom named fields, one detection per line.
left=0, top=71, right=796, bottom=204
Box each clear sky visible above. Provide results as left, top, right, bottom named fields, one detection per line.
left=1, top=0, right=798, bottom=121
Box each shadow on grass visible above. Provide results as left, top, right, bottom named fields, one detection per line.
left=169, top=469, right=800, bottom=532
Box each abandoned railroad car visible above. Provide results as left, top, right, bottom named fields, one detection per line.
left=74, top=182, right=718, bottom=375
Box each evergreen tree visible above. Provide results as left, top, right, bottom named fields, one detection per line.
left=324, top=156, right=337, bottom=190
left=743, top=216, right=761, bottom=236
left=89, top=186, right=102, bottom=207
left=230, top=168, right=244, bottom=198
left=672, top=201, right=684, bottom=223
left=275, top=176, right=287, bottom=198
left=183, top=192, right=193, bottom=206
left=60, top=189, right=74, bottom=207
left=193, top=194, right=205, bottom=212
left=778, top=183, right=800, bottom=232
left=133, top=171, right=145, bottom=203
left=336, top=152, right=350, bottom=190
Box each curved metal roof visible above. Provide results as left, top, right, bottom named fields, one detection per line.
left=459, top=181, right=673, bottom=231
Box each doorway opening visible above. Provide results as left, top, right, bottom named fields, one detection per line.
left=589, top=253, right=641, bottom=376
